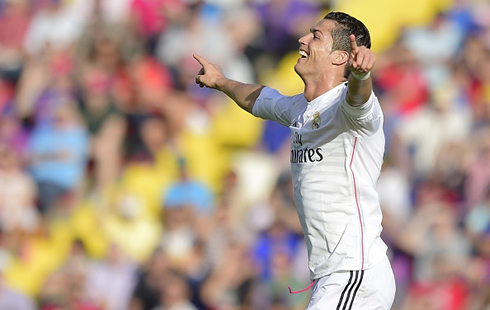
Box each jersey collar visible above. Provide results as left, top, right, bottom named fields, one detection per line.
left=306, top=82, right=347, bottom=107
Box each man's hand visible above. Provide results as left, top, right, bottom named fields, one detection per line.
left=346, top=35, right=375, bottom=106
left=192, top=53, right=264, bottom=114
left=193, top=54, right=224, bottom=90
left=348, top=34, right=376, bottom=77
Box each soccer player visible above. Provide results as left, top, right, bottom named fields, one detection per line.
left=194, top=11, right=396, bottom=310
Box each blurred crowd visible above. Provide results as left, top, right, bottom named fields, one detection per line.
left=0, top=0, right=489, bottom=309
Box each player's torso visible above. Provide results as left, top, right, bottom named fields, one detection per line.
left=287, top=90, right=387, bottom=276
left=288, top=96, right=357, bottom=218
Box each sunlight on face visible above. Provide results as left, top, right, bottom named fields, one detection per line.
left=294, top=19, right=336, bottom=78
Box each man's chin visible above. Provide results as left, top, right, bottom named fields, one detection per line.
left=294, top=64, right=302, bottom=76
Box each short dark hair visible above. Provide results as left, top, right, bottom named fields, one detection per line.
left=324, top=11, right=371, bottom=51
left=324, top=12, right=371, bottom=78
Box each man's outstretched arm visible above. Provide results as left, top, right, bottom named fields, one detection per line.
left=194, top=54, right=265, bottom=114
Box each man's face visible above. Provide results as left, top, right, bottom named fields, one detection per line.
left=294, top=19, right=336, bottom=78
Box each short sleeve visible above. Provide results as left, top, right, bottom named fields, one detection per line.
left=252, top=87, right=292, bottom=127
left=340, top=90, right=383, bottom=135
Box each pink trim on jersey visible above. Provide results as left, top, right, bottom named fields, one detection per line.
left=349, top=137, right=365, bottom=269
left=288, top=280, right=315, bottom=294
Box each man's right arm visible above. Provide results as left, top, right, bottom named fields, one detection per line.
left=194, top=54, right=264, bottom=114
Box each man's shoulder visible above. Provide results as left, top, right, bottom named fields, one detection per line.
left=291, top=93, right=307, bottom=103
left=264, top=87, right=305, bottom=101
left=261, top=88, right=306, bottom=109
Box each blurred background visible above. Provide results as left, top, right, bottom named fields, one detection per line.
left=0, top=0, right=488, bottom=309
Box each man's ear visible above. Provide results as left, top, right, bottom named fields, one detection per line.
left=332, top=50, right=349, bottom=66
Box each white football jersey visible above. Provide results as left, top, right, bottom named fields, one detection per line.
left=252, top=83, right=388, bottom=279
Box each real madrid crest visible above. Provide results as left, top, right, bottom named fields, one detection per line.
left=312, top=112, right=321, bottom=129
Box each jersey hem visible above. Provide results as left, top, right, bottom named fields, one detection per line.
left=310, top=254, right=388, bottom=280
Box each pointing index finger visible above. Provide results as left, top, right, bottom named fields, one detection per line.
left=193, top=54, right=208, bottom=67
left=349, top=35, right=358, bottom=53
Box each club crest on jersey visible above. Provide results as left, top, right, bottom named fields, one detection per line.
left=312, top=112, right=321, bottom=129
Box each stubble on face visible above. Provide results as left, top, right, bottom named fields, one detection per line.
left=294, top=19, right=335, bottom=80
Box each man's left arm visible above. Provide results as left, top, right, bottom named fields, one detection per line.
left=346, top=34, right=376, bottom=107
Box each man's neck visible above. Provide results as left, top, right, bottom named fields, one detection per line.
left=302, top=75, right=347, bottom=102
